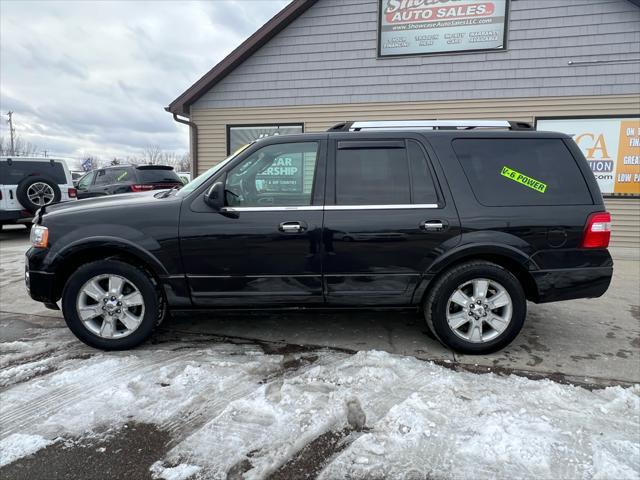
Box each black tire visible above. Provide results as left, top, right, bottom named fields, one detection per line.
left=61, top=260, right=161, bottom=350
left=16, top=176, right=61, bottom=213
left=424, top=261, right=526, bottom=354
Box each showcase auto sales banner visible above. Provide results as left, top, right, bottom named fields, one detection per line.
left=379, top=0, right=508, bottom=56
left=537, top=118, right=640, bottom=195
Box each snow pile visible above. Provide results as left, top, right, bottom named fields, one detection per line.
left=1, top=342, right=638, bottom=479
left=157, top=350, right=639, bottom=480
left=149, top=462, right=201, bottom=480
left=0, top=434, right=51, bottom=467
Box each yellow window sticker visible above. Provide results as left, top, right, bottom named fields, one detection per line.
left=500, top=166, right=547, bottom=193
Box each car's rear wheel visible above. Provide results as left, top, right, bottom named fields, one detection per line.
left=424, top=261, right=526, bottom=354
left=61, top=260, right=161, bottom=350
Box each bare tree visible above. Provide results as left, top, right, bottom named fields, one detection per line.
left=176, top=152, right=191, bottom=172
left=142, top=145, right=163, bottom=165
left=0, top=134, right=40, bottom=156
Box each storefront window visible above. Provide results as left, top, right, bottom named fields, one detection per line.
left=227, top=124, right=303, bottom=155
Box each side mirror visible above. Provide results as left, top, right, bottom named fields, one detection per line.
left=204, top=181, right=225, bottom=210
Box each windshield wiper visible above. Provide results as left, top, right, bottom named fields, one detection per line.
left=159, top=185, right=180, bottom=198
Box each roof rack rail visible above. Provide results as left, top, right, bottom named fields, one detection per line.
left=327, top=120, right=533, bottom=132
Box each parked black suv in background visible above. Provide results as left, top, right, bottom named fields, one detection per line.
left=25, top=121, right=613, bottom=354
left=75, top=165, right=183, bottom=199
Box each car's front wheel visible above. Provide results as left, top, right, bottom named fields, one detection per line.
left=61, top=260, right=162, bottom=350
left=424, top=261, right=526, bottom=354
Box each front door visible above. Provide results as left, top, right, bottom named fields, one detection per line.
left=75, top=171, right=96, bottom=199
left=179, top=137, right=327, bottom=307
left=322, top=134, right=461, bottom=305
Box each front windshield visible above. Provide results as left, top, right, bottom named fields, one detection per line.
left=176, top=143, right=253, bottom=197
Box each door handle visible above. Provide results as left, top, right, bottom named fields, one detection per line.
left=279, top=221, right=306, bottom=233
left=420, top=220, right=448, bottom=232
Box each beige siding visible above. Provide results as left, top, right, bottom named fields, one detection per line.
left=192, top=94, right=640, bottom=170
left=191, top=93, right=640, bottom=249
left=605, top=197, right=640, bottom=249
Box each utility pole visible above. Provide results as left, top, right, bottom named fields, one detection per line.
left=7, top=111, right=15, bottom=155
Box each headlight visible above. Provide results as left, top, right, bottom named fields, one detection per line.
left=30, top=225, right=49, bottom=248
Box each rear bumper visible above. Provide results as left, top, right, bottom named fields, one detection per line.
left=531, top=266, right=613, bottom=303
left=0, top=209, right=32, bottom=224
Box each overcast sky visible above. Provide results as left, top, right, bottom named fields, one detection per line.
left=0, top=0, right=288, bottom=166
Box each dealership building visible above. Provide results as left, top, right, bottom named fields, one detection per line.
left=167, top=0, right=640, bottom=249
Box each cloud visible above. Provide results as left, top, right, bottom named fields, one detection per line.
left=0, top=0, right=289, bottom=162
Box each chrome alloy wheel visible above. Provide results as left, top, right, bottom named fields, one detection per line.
left=26, top=182, right=55, bottom=206
left=445, top=278, right=512, bottom=343
left=76, top=274, right=145, bottom=339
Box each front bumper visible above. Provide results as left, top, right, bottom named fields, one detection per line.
left=25, top=265, right=57, bottom=304
left=531, top=266, right=613, bottom=303
left=25, top=249, right=58, bottom=305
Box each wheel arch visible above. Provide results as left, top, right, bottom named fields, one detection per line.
left=415, top=244, right=540, bottom=304
left=51, top=239, right=168, bottom=301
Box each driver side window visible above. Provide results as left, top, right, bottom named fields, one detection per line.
left=77, top=172, right=95, bottom=189
left=225, top=142, right=318, bottom=207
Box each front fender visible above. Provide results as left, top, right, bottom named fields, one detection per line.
left=44, top=229, right=169, bottom=277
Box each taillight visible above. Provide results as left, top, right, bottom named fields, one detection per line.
left=580, top=212, right=611, bottom=249
left=131, top=184, right=154, bottom=192
left=68, top=187, right=77, bottom=198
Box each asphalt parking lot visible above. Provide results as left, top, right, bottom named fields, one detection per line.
left=1, top=224, right=638, bottom=385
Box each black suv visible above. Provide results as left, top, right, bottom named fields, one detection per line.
left=25, top=121, right=613, bottom=353
left=75, top=165, right=183, bottom=199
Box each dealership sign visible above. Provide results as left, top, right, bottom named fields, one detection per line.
left=378, top=0, right=509, bottom=57
left=537, top=117, right=640, bottom=195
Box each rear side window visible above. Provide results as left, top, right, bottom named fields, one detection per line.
left=0, top=160, right=67, bottom=185
left=452, top=139, right=593, bottom=206
left=335, top=140, right=439, bottom=206
left=336, top=145, right=409, bottom=205
left=137, top=168, right=181, bottom=183
left=94, top=167, right=134, bottom=186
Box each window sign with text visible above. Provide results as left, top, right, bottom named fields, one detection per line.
left=378, top=0, right=509, bottom=57
left=537, top=117, right=640, bottom=195
left=256, top=153, right=304, bottom=193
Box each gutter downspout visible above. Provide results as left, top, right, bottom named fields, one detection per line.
left=170, top=112, right=198, bottom=176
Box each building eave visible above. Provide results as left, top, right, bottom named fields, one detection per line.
left=165, top=0, right=318, bottom=117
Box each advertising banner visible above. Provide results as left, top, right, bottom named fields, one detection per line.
left=537, top=117, right=640, bottom=195
left=378, top=0, right=509, bottom=57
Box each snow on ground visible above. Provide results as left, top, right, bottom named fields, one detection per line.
left=0, top=328, right=84, bottom=388
left=0, top=336, right=638, bottom=479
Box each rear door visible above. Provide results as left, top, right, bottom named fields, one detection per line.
left=322, top=134, right=461, bottom=305
left=91, top=167, right=134, bottom=196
